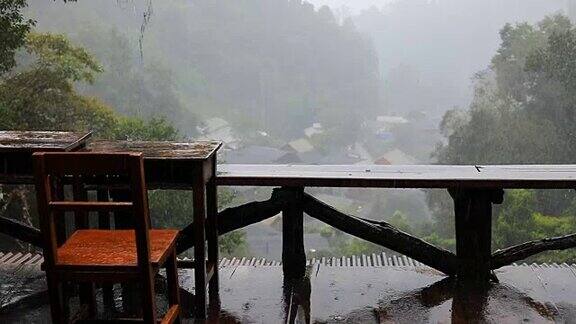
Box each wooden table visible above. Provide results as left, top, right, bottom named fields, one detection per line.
left=0, top=133, right=222, bottom=318
left=0, top=131, right=93, bottom=246
left=88, top=140, right=222, bottom=318
left=217, top=164, right=576, bottom=284
left=0, top=131, right=92, bottom=184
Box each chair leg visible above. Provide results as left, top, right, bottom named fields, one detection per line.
left=97, top=189, right=115, bottom=312
left=166, top=250, right=181, bottom=324
left=46, top=272, right=66, bottom=323
left=141, top=267, right=158, bottom=323
left=110, top=188, right=139, bottom=315
left=102, top=283, right=115, bottom=311
left=79, top=282, right=97, bottom=317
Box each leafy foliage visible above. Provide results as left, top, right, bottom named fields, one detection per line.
left=0, top=30, right=247, bottom=254
left=0, top=32, right=115, bottom=133
left=24, top=32, right=102, bottom=82
left=430, top=15, right=576, bottom=262
left=219, top=230, right=250, bottom=258
left=112, top=117, right=178, bottom=141
left=0, top=0, right=33, bottom=74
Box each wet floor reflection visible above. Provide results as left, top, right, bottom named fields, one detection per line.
left=3, top=265, right=575, bottom=323
left=282, top=272, right=311, bottom=324
left=376, top=277, right=560, bottom=323
left=275, top=271, right=563, bottom=323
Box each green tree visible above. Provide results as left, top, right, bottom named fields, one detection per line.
left=112, top=117, right=178, bottom=141
left=430, top=15, right=576, bottom=262
left=0, top=0, right=33, bottom=74
left=0, top=32, right=116, bottom=134
left=493, top=190, right=538, bottom=249
left=388, top=210, right=412, bottom=233
left=218, top=230, right=250, bottom=257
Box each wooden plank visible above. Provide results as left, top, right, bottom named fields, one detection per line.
left=88, top=140, right=221, bottom=161
left=0, top=131, right=92, bottom=152
left=86, top=141, right=222, bottom=190
left=282, top=187, right=306, bottom=279
left=0, top=131, right=92, bottom=184
left=217, top=164, right=576, bottom=189
left=49, top=201, right=133, bottom=212
left=161, top=305, right=180, bottom=324
left=206, top=155, right=219, bottom=297
left=451, top=189, right=502, bottom=284
left=192, top=171, right=207, bottom=319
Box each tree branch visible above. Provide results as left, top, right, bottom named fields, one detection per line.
left=176, top=187, right=291, bottom=254
left=491, top=233, right=576, bottom=269
left=0, top=216, right=43, bottom=247
left=300, top=191, right=458, bottom=276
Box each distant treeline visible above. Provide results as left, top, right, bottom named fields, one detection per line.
left=26, top=0, right=382, bottom=141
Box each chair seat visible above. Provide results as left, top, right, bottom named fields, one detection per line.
left=56, top=229, right=179, bottom=267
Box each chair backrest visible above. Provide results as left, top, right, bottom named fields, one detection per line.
left=33, top=152, right=152, bottom=269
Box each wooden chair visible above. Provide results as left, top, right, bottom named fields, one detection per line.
left=33, top=152, right=181, bottom=323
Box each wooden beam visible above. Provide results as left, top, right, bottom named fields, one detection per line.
left=282, top=187, right=306, bottom=279
left=491, top=233, right=576, bottom=269
left=300, top=191, right=458, bottom=276
left=449, top=188, right=503, bottom=284
left=0, top=215, right=43, bottom=247
left=176, top=187, right=290, bottom=254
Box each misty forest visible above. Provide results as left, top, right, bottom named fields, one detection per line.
left=3, top=0, right=576, bottom=263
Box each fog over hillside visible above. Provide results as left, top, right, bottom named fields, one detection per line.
left=348, top=0, right=567, bottom=116
left=3, top=0, right=576, bottom=262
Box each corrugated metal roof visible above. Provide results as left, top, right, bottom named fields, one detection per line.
left=2, top=251, right=575, bottom=269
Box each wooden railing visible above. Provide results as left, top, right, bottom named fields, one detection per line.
left=207, top=164, right=576, bottom=284
left=3, top=163, right=576, bottom=285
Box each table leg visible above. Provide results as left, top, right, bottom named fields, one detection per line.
left=207, top=156, right=219, bottom=298
left=450, top=188, right=503, bottom=284
left=193, top=175, right=207, bottom=318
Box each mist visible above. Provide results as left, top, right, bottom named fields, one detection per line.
left=2, top=0, right=576, bottom=262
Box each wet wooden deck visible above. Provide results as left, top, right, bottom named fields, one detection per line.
left=2, top=254, right=576, bottom=323
left=199, top=263, right=576, bottom=323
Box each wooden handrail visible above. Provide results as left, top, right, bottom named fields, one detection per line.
left=49, top=201, right=133, bottom=212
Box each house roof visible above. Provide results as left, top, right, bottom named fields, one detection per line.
left=304, top=123, right=324, bottom=138
left=318, top=150, right=363, bottom=165
left=285, top=138, right=314, bottom=153
left=204, top=117, right=229, bottom=133
left=224, top=146, right=292, bottom=164
left=375, top=149, right=418, bottom=165
left=376, top=116, right=409, bottom=124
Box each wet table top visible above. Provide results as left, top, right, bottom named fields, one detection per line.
left=0, top=131, right=92, bottom=152
left=0, top=131, right=93, bottom=183
left=88, top=140, right=223, bottom=188
left=88, top=140, right=222, bottom=161
left=217, top=164, right=576, bottom=189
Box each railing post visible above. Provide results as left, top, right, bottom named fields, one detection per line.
left=450, top=188, right=503, bottom=284
left=282, top=186, right=306, bottom=279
